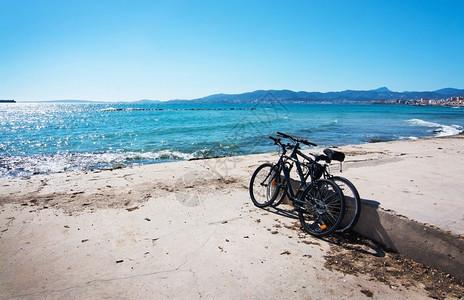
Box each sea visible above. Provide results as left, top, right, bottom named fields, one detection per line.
left=1, top=101, right=463, bottom=178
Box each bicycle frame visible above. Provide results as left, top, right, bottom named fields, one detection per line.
left=272, top=140, right=317, bottom=206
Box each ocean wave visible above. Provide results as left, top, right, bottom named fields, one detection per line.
left=100, top=107, right=119, bottom=111
left=399, top=136, right=419, bottom=140
left=406, top=119, right=463, bottom=137
left=0, top=150, right=197, bottom=178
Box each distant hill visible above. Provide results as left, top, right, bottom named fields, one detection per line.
left=181, top=87, right=464, bottom=104
left=132, top=99, right=163, bottom=104
left=17, top=87, right=464, bottom=104
left=20, top=99, right=98, bottom=103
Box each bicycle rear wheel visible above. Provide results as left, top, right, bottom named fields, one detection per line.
left=249, top=163, right=281, bottom=207
left=331, top=176, right=361, bottom=233
left=297, top=179, right=344, bottom=237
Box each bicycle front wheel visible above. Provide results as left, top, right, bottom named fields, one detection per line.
left=249, top=163, right=281, bottom=208
left=297, top=179, right=344, bottom=237
left=331, top=176, right=361, bottom=233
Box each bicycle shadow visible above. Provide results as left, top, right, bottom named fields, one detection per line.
left=322, top=231, right=386, bottom=258
left=260, top=198, right=387, bottom=258
left=261, top=204, right=299, bottom=220
left=321, top=198, right=388, bottom=258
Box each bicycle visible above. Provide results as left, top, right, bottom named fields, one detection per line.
left=271, top=132, right=361, bottom=233
left=249, top=135, right=345, bottom=237
left=316, top=148, right=361, bottom=233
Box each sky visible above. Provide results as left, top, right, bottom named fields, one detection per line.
left=0, top=0, right=463, bottom=102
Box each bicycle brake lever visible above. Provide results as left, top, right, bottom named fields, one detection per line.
left=301, top=139, right=317, bottom=147
left=269, top=136, right=280, bottom=144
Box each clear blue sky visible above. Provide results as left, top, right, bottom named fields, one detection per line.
left=1, top=0, right=463, bottom=101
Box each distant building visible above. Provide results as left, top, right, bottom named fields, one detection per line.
left=446, top=96, right=464, bottom=106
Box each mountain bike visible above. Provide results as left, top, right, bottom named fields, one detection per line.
left=310, top=148, right=361, bottom=233
left=272, top=132, right=361, bottom=233
left=249, top=135, right=345, bottom=237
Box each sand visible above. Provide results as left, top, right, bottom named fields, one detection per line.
left=1, top=135, right=463, bottom=299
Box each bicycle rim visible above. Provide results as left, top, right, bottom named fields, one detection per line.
left=249, top=163, right=280, bottom=207
left=297, top=179, right=344, bottom=237
left=331, top=176, right=361, bottom=233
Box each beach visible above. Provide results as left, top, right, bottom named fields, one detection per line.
left=1, top=135, right=464, bottom=299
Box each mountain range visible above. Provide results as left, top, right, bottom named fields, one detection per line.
left=20, top=87, right=464, bottom=104
left=137, top=87, right=464, bottom=104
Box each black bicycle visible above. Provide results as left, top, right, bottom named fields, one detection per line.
left=315, top=148, right=361, bottom=233
left=249, top=135, right=345, bottom=237
left=269, top=132, right=361, bottom=233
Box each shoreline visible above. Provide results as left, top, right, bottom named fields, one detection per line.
left=1, top=134, right=463, bottom=234
left=2, top=102, right=463, bottom=179
left=2, top=131, right=464, bottom=180
left=1, top=134, right=464, bottom=298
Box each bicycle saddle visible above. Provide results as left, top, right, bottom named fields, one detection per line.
left=314, top=154, right=330, bottom=163
left=323, top=149, right=345, bottom=162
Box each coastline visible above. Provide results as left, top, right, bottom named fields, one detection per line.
left=2, top=102, right=463, bottom=179
left=1, top=134, right=463, bottom=235
left=1, top=135, right=464, bottom=298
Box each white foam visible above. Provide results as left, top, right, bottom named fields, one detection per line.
left=399, top=136, right=419, bottom=140
left=406, top=119, right=463, bottom=137
left=0, top=149, right=197, bottom=177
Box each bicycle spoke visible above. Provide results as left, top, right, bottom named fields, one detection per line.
left=331, top=177, right=362, bottom=233
left=297, top=179, right=344, bottom=237
left=249, top=163, right=281, bottom=208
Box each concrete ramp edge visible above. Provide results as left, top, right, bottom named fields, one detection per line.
left=354, top=200, right=464, bottom=281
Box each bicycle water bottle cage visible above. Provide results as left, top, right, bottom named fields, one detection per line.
left=323, top=149, right=345, bottom=162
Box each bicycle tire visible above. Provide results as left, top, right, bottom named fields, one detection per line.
left=270, top=174, right=287, bottom=207
left=331, top=176, right=361, bottom=233
left=297, top=179, right=344, bottom=237
left=272, top=176, right=307, bottom=207
left=249, top=163, right=281, bottom=207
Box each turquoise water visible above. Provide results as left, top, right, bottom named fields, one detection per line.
left=1, top=102, right=463, bottom=178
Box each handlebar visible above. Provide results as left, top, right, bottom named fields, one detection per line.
left=270, top=133, right=344, bottom=172
left=269, top=136, right=295, bottom=152
left=276, top=132, right=292, bottom=139
left=277, top=132, right=317, bottom=147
